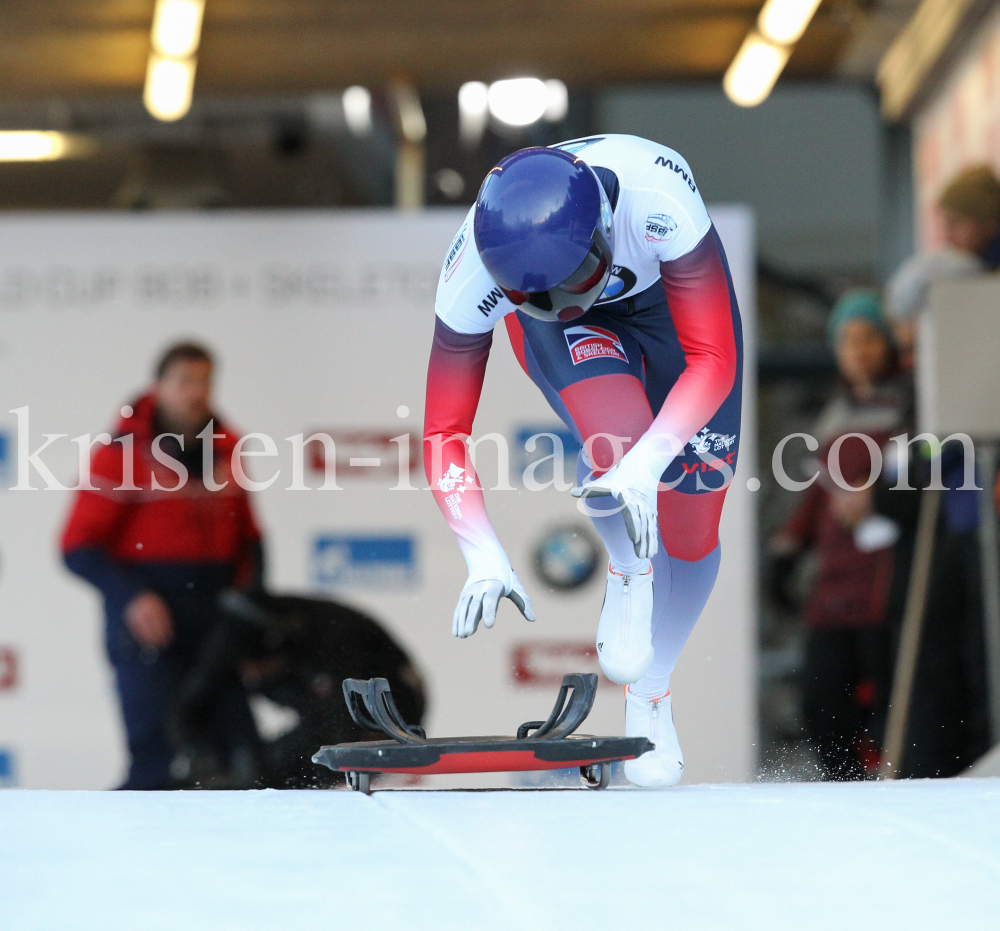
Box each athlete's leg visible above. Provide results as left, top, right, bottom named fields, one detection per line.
left=508, top=313, right=653, bottom=575
left=623, top=271, right=741, bottom=699
left=510, top=312, right=660, bottom=682
left=574, top=452, right=646, bottom=575
left=629, top=487, right=728, bottom=698
left=565, top=374, right=653, bottom=575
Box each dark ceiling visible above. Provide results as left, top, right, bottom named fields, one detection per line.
left=0, top=0, right=869, bottom=98
left=0, top=1, right=911, bottom=211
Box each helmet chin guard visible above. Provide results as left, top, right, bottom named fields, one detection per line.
left=474, top=147, right=615, bottom=323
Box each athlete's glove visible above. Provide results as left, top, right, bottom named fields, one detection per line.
left=452, top=570, right=536, bottom=639
left=571, top=461, right=660, bottom=559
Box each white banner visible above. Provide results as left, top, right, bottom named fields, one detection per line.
left=0, top=206, right=756, bottom=788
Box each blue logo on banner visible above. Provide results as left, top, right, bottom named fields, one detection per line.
left=513, top=426, right=582, bottom=487
left=0, top=432, right=11, bottom=489
left=313, top=535, right=417, bottom=589
left=0, top=748, right=16, bottom=787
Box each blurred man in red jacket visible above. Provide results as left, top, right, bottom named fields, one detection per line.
left=62, top=342, right=263, bottom=789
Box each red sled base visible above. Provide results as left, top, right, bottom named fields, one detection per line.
left=312, top=673, right=652, bottom=794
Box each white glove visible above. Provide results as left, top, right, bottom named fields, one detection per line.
left=571, top=461, right=659, bottom=559
left=452, top=570, right=536, bottom=639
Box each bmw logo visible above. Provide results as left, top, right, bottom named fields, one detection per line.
left=533, top=524, right=601, bottom=591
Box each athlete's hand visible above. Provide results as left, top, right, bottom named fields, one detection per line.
left=452, top=570, right=536, bottom=638
left=572, top=464, right=659, bottom=559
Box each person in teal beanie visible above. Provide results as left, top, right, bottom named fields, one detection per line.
left=770, top=286, right=911, bottom=778
left=827, top=288, right=895, bottom=355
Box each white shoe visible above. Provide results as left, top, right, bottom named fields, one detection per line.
left=623, top=687, right=684, bottom=787
left=595, top=563, right=654, bottom=684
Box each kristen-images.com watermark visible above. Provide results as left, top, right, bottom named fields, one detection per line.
left=4, top=407, right=982, bottom=496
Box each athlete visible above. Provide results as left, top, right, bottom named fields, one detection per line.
left=423, top=135, right=743, bottom=787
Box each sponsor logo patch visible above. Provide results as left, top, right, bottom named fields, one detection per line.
left=0, top=648, right=17, bottom=691
left=0, top=431, right=11, bottom=490
left=313, top=535, right=417, bottom=589
left=654, top=155, right=697, bottom=192
left=645, top=213, right=678, bottom=244
left=596, top=264, right=636, bottom=302
left=477, top=285, right=505, bottom=317
left=564, top=325, right=628, bottom=365
left=437, top=463, right=468, bottom=518
left=306, top=429, right=420, bottom=481
left=0, top=748, right=16, bottom=787
left=689, top=427, right=737, bottom=456
left=512, top=425, right=581, bottom=487
left=437, top=462, right=467, bottom=493
left=510, top=640, right=606, bottom=686
left=443, top=223, right=469, bottom=282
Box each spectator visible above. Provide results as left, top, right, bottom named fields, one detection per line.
left=886, top=164, right=1000, bottom=370
left=62, top=342, right=263, bottom=789
left=769, top=290, right=911, bottom=779
left=879, top=165, right=999, bottom=777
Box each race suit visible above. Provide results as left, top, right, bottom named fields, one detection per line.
left=424, top=134, right=743, bottom=696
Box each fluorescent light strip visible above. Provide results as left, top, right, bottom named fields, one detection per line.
left=144, top=55, right=197, bottom=122
left=342, top=86, right=372, bottom=136
left=758, top=0, right=823, bottom=46
left=724, top=32, right=791, bottom=107
left=152, top=0, right=205, bottom=58
left=0, top=131, right=97, bottom=161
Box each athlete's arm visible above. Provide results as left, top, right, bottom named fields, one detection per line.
left=423, top=317, right=535, bottom=636
left=645, top=226, right=739, bottom=465
left=423, top=318, right=502, bottom=576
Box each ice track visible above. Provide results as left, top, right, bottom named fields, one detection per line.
left=2, top=779, right=999, bottom=931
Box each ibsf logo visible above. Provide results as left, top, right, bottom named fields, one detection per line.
left=645, top=213, right=677, bottom=244
left=564, top=326, right=628, bottom=365
left=443, top=223, right=469, bottom=282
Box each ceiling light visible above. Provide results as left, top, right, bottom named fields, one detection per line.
left=544, top=80, right=569, bottom=122
left=342, top=86, right=372, bottom=136
left=758, top=0, right=823, bottom=46
left=0, top=131, right=89, bottom=161
left=144, top=55, right=197, bottom=121
left=392, top=83, right=426, bottom=144
left=458, top=81, right=489, bottom=145
left=435, top=168, right=465, bottom=200
left=151, top=0, right=205, bottom=58
left=488, top=78, right=549, bottom=127
left=724, top=32, right=791, bottom=107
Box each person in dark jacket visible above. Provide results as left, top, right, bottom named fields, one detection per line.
left=62, top=342, right=264, bottom=789
left=770, top=291, right=911, bottom=779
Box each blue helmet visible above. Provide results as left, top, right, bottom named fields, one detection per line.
left=473, top=147, right=614, bottom=323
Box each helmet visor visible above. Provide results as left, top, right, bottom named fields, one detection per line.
left=500, top=227, right=613, bottom=323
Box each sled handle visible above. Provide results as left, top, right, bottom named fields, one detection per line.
left=520, top=673, right=598, bottom=741
left=342, top=677, right=426, bottom=744
left=342, top=679, right=384, bottom=733
left=365, top=678, right=427, bottom=744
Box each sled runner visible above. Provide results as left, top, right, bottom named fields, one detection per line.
left=312, top=672, right=652, bottom=793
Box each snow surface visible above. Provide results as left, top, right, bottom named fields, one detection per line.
left=2, top=780, right=999, bottom=931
